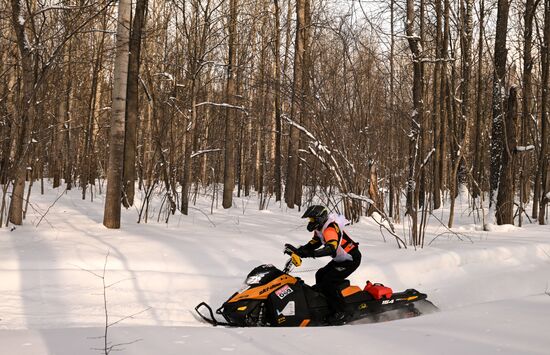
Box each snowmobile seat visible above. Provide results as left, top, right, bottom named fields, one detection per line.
left=336, top=280, right=351, bottom=290
left=340, top=285, right=362, bottom=297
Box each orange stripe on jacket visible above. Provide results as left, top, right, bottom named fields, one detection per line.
left=323, top=227, right=339, bottom=243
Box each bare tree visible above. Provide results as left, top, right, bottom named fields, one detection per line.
left=2, top=0, right=549, bottom=235
left=123, top=0, right=149, bottom=208
left=473, top=0, right=487, bottom=199
left=222, top=0, right=238, bottom=209
left=496, top=87, right=518, bottom=224
left=273, top=0, right=283, bottom=202
left=520, top=0, right=538, bottom=225
left=104, top=0, right=132, bottom=228
left=489, top=0, right=511, bottom=226
left=8, top=0, right=35, bottom=225
left=405, top=0, right=424, bottom=244
left=538, top=0, right=550, bottom=224
left=448, top=0, right=474, bottom=228
left=285, top=0, right=309, bottom=208
left=432, top=0, right=443, bottom=210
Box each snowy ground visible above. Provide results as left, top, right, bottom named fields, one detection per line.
left=1, top=184, right=549, bottom=354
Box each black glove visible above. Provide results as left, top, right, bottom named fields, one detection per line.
left=296, top=246, right=314, bottom=258
left=284, top=243, right=298, bottom=255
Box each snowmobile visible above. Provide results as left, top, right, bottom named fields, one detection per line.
left=195, top=251, right=438, bottom=327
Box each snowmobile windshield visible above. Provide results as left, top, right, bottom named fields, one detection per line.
left=244, top=264, right=284, bottom=286
left=244, top=272, right=269, bottom=286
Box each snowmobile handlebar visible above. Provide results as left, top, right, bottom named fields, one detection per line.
left=283, top=243, right=298, bottom=255
left=283, top=244, right=302, bottom=272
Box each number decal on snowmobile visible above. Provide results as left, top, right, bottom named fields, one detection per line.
left=358, top=303, right=367, bottom=310
left=275, top=285, right=293, bottom=299
left=382, top=299, right=395, bottom=305
left=276, top=301, right=296, bottom=316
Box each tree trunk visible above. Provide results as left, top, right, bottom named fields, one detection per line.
left=103, top=0, right=131, bottom=229
left=439, top=0, right=450, bottom=198
left=489, top=0, right=511, bottom=224
left=82, top=15, right=107, bottom=200
left=222, top=0, right=238, bottom=209
left=538, top=0, right=550, bottom=224
left=520, top=0, right=536, bottom=225
left=496, top=87, right=518, bottom=225
left=405, top=0, right=424, bottom=245
left=432, top=0, right=442, bottom=210
left=460, top=0, right=474, bottom=178
left=285, top=0, right=307, bottom=208
left=9, top=0, right=35, bottom=225
left=473, top=0, right=486, bottom=198
left=389, top=0, right=396, bottom=218
left=367, top=163, right=383, bottom=215
left=123, top=0, right=148, bottom=208
left=273, top=0, right=282, bottom=202
left=448, top=0, right=474, bottom=228
left=292, top=0, right=311, bottom=208
left=181, top=80, right=197, bottom=215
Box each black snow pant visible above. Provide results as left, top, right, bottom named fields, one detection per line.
left=315, top=248, right=361, bottom=313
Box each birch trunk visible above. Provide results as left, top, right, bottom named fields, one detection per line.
left=103, top=0, right=131, bottom=228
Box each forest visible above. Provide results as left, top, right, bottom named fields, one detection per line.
left=1, top=0, right=549, bottom=246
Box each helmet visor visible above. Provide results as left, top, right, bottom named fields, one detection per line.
left=306, top=217, right=324, bottom=232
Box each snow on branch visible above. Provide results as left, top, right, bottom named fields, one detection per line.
left=283, top=115, right=405, bottom=248
left=283, top=115, right=348, bottom=193
left=400, top=34, right=421, bottom=41
left=154, top=72, right=174, bottom=81
left=420, top=148, right=435, bottom=169
left=515, top=145, right=535, bottom=152
left=190, top=148, right=222, bottom=158
left=334, top=149, right=356, bottom=174
left=342, top=192, right=375, bottom=205
left=419, top=57, right=456, bottom=63
left=195, top=102, right=249, bottom=115
left=283, top=115, right=324, bottom=149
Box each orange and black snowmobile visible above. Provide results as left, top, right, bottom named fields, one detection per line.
left=195, top=252, right=437, bottom=327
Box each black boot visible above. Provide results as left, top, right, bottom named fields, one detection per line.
left=326, top=311, right=347, bottom=325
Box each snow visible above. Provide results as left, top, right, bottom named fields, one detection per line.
left=190, top=148, right=222, bottom=158
left=154, top=72, right=174, bottom=81
left=516, top=145, right=535, bottom=152
left=1, top=184, right=549, bottom=354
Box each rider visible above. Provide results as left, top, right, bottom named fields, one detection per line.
left=285, top=205, right=361, bottom=322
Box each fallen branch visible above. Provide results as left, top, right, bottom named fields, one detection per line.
left=428, top=213, right=474, bottom=245
left=188, top=206, right=216, bottom=227
left=343, top=193, right=407, bottom=249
